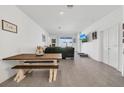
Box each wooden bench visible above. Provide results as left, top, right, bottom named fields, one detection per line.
left=12, top=64, right=59, bottom=83
left=24, top=61, right=59, bottom=63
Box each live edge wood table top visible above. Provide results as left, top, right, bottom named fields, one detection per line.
left=3, top=53, right=62, bottom=62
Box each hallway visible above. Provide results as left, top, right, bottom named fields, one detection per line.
left=1, top=54, right=124, bottom=87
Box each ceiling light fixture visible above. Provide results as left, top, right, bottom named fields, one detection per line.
left=58, top=26, right=62, bottom=30
left=59, top=11, right=64, bottom=15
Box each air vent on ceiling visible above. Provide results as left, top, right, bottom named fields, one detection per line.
left=66, top=5, right=74, bottom=9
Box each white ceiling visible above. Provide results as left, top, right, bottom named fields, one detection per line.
left=17, top=5, right=120, bottom=35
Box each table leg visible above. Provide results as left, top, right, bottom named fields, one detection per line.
left=14, top=69, right=26, bottom=83
left=14, top=70, right=20, bottom=81
left=53, top=60, right=58, bottom=81
left=49, top=69, right=54, bottom=83
left=53, top=69, right=57, bottom=81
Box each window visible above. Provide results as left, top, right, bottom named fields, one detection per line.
left=59, top=37, right=73, bottom=47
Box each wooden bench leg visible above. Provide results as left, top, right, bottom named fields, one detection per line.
left=14, top=69, right=26, bottom=83
left=49, top=69, right=54, bottom=83
left=53, top=69, right=57, bottom=81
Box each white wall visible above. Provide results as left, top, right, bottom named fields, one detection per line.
left=0, top=6, right=50, bottom=83
left=77, top=33, right=80, bottom=53
left=80, top=32, right=101, bottom=61
left=78, top=7, right=122, bottom=62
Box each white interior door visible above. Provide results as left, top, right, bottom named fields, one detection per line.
left=108, top=26, right=119, bottom=69
left=121, top=44, right=124, bottom=76
left=103, top=24, right=119, bottom=70
left=121, top=27, right=124, bottom=75
left=103, top=30, right=109, bottom=65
